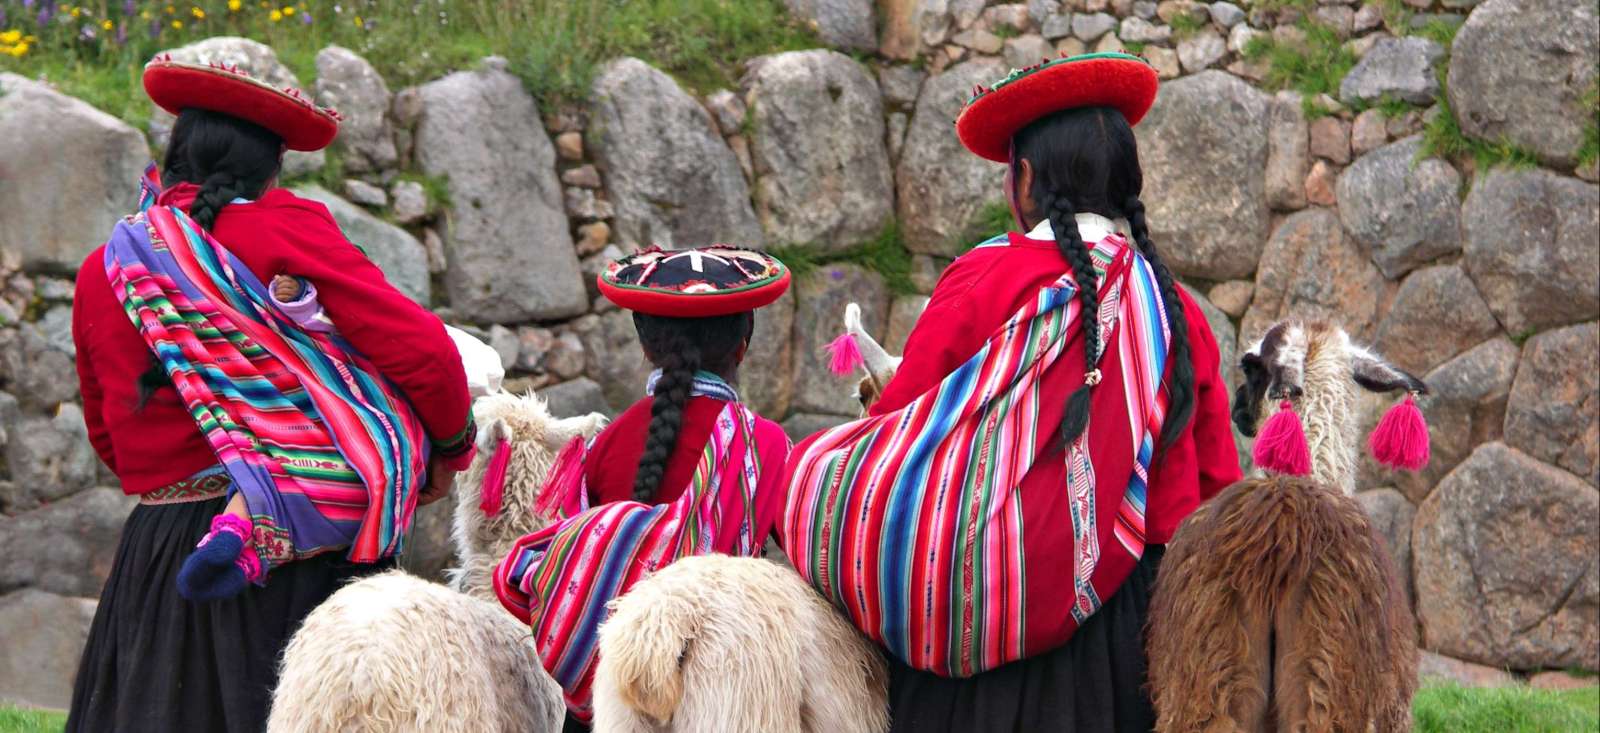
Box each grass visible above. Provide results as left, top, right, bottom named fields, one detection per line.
left=1419, top=66, right=1540, bottom=172
left=1413, top=17, right=1461, bottom=47
left=393, top=171, right=452, bottom=210
left=0, top=0, right=816, bottom=130
left=0, top=706, right=65, bottom=733
left=770, top=219, right=920, bottom=296
left=1413, top=683, right=1599, bottom=732
left=958, top=200, right=1017, bottom=249
left=1578, top=81, right=1599, bottom=171
left=1243, top=19, right=1358, bottom=102
left=1167, top=12, right=1206, bottom=39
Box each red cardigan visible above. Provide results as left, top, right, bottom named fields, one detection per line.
left=870, top=231, right=1241, bottom=545
left=586, top=395, right=792, bottom=544
left=73, top=184, right=474, bottom=495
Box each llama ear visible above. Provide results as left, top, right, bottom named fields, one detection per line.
left=477, top=417, right=510, bottom=452
left=1347, top=344, right=1429, bottom=396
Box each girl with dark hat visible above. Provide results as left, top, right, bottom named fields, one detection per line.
left=67, top=57, right=475, bottom=731
left=494, top=245, right=793, bottom=729
left=783, top=52, right=1242, bottom=731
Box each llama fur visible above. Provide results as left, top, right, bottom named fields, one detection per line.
left=593, top=555, right=890, bottom=733
left=449, top=391, right=607, bottom=601
left=268, top=570, right=565, bottom=733
left=1147, top=319, right=1422, bottom=732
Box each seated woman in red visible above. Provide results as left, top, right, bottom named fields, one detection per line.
left=783, top=53, right=1241, bottom=733
left=495, top=246, right=793, bottom=730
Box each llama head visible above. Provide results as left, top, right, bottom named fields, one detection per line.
left=1232, top=320, right=1429, bottom=491
left=452, top=391, right=607, bottom=566
left=829, top=302, right=902, bottom=416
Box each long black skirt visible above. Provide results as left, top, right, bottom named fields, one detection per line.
left=66, top=495, right=391, bottom=733
left=887, top=545, right=1166, bottom=733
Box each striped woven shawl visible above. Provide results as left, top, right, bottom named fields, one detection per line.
left=783, top=238, right=1172, bottom=677
left=494, top=396, right=763, bottom=722
left=103, top=175, right=428, bottom=571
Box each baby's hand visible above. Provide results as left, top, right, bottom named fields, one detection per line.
left=272, top=275, right=304, bottom=302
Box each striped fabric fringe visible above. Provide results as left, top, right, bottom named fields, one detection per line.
left=782, top=237, right=1172, bottom=677
left=495, top=394, right=764, bottom=723
left=103, top=178, right=428, bottom=572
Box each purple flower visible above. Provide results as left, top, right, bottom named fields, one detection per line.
left=300, top=11, right=312, bottom=24
left=80, top=24, right=97, bottom=41
left=124, top=0, right=137, bottom=15
left=37, top=6, right=52, bottom=27
left=23, top=0, right=36, bottom=10
left=0, top=7, right=6, bottom=27
left=149, top=18, right=161, bottom=38
left=116, top=22, right=127, bottom=44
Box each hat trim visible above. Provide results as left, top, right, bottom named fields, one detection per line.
left=600, top=263, right=790, bottom=296
left=965, top=51, right=1149, bottom=106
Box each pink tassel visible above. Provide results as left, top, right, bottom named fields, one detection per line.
left=826, top=332, right=865, bottom=376
left=534, top=437, right=587, bottom=519
left=479, top=438, right=512, bottom=517
left=1369, top=394, right=1430, bottom=471
left=1253, top=400, right=1312, bottom=477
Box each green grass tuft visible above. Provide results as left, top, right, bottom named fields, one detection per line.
left=1413, top=18, right=1461, bottom=47
left=1578, top=81, right=1599, bottom=171
left=770, top=219, right=920, bottom=295
left=0, top=706, right=65, bottom=733
left=958, top=200, right=1017, bottom=250
left=1243, top=19, right=1357, bottom=101
left=394, top=171, right=453, bottom=211
left=1413, top=683, right=1600, bottom=732
left=1421, top=68, right=1540, bottom=172
left=1168, top=12, right=1206, bottom=39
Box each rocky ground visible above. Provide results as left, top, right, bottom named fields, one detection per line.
left=0, top=0, right=1595, bottom=710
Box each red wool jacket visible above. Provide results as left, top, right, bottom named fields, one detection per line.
left=585, top=395, right=792, bottom=545
left=73, top=183, right=474, bottom=495
left=870, top=230, right=1242, bottom=545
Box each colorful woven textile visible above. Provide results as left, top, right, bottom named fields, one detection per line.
left=103, top=179, right=428, bottom=571
left=494, top=381, right=765, bottom=722
left=783, top=237, right=1172, bottom=677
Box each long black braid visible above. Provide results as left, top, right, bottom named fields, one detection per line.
left=1011, top=106, right=1196, bottom=448
left=1123, top=195, right=1195, bottom=447
left=630, top=311, right=754, bottom=502
left=137, top=108, right=284, bottom=409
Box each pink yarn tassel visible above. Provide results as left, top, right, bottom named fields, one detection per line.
left=479, top=438, right=512, bottom=517
left=1253, top=400, right=1312, bottom=476
left=1370, top=394, right=1430, bottom=471
left=826, top=332, right=865, bottom=376
left=534, top=437, right=587, bottom=519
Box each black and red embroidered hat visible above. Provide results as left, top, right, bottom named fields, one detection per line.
left=956, top=52, right=1159, bottom=163
left=143, top=55, right=342, bottom=152
left=597, top=246, right=791, bottom=317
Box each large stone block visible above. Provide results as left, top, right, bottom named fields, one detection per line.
left=0, top=487, right=135, bottom=597
left=1241, top=208, right=1387, bottom=345
left=1372, top=265, right=1500, bottom=375
left=783, top=0, right=878, bottom=51
left=897, top=59, right=1009, bottom=256
left=1504, top=322, right=1598, bottom=486
left=314, top=46, right=398, bottom=174
left=0, top=589, right=98, bottom=709
left=1461, top=169, right=1599, bottom=335
left=791, top=264, right=889, bottom=416
left=1394, top=338, right=1518, bottom=502
left=1336, top=136, right=1461, bottom=279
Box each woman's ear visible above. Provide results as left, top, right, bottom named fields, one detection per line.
left=1010, top=158, right=1038, bottom=230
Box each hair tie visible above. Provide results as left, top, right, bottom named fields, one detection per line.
left=1084, top=369, right=1102, bottom=386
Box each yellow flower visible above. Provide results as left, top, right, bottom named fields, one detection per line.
left=165, top=5, right=175, bottom=14
left=282, top=6, right=295, bottom=16
left=352, top=14, right=362, bottom=27
left=172, top=19, right=183, bottom=29
left=229, top=0, right=241, bottom=10
left=9, top=42, right=30, bottom=57
left=70, top=7, right=82, bottom=18
left=192, top=7, right=205, bottom=18
left=141, top=10, right=151, bottom=19
left=0, top=30, right=21, bottom=45
left=269, top=9, right=282, bottom=21
left=102, top=19, right=115, bottom=30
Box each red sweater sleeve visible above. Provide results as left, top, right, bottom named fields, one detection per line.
left=1181, top=293, right=1244, bottom=500
left=72, top=258, right=117, bottom=473
left=223, top=196, right=475, bottom=466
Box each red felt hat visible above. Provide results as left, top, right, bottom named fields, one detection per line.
left=598, top=246, right=791, bottom=318
left=956, top=52, right=1159, bottom=163
left=143, top=55, right=341, bottom=152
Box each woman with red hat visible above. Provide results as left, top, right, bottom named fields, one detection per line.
left=67, top=58, right=475, bottom=731
left=493, top=245, right=794, bottom=730
left=783, top=53, right=1242, bottom=731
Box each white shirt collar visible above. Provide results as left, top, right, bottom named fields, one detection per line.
left=1026, top=212, right=1127, bottom=243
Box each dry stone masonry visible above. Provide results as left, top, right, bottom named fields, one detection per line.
left=1, top=0, right=1597, bottom=703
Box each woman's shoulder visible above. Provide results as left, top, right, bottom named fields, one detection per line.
left=234, top=188, right=340, bottom=227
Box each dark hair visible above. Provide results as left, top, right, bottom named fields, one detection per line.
left=629, top=311, right=755, bottom=502
left=138, top=108, right=285, bottom=408
left=1010, top=106, right=1195, bottom=448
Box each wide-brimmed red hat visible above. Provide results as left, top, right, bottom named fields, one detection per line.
left=956, top=52, right=1159, bottom=163
left=143, top=55, right=341, bottom=151
left=598, top=246, right=791, bottom=317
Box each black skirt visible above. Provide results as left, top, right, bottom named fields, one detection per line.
left=887, top=545, right=1166, bottom=733
left=66, top=495, right=391, bottom=733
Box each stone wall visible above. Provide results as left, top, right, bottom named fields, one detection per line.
left=0, top=0, right=1595, bottom=706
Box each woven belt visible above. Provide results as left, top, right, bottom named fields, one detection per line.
left=139, top=470, right=231, bottom=505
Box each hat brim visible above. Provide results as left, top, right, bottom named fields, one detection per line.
left=598, top=269, right=792, bottom=318
left=144, top=59, right=339, bottom=152
left=956, top=53, right=1159, bottom=163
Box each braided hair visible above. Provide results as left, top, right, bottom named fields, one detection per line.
left=630, top=311, right=755, bottom=502
left=137, top=108, right=284, bottom=408
left=1010, top=106, right=1195, bottom=448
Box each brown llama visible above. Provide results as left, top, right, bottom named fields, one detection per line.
left=1146, top=320, right=1425, bottom=732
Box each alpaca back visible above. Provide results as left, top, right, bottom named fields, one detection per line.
left=593, top=555, right=889, bottom=733
left=269, top=571, right=564, bottom=733
left=1147, top=477, right=1418, bottom=732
